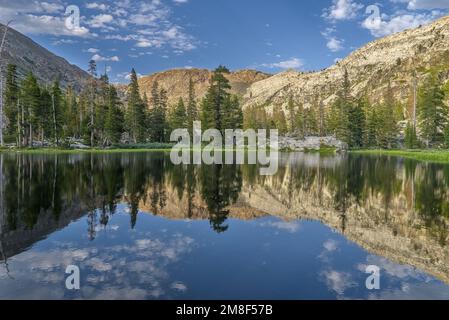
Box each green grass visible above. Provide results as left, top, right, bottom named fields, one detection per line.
left=304, top=144, right=338, bottom=155
left=351, top=149, right=449, bottom=163
left=0, top=143, right=178, bottom=154
left=0, top=147, right=174, bottom=154
left=0, top=144, right=268, bottom=155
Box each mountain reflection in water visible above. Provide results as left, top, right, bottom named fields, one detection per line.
left=1, top=152, right=449, bottom=299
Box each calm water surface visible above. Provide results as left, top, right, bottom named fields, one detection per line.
left=1, top=152, right=449, bottom=300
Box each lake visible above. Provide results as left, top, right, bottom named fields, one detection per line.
left=1, top=152, right=449, bottom=300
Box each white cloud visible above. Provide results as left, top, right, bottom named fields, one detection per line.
left=87, top=48, right=100, bottom=53
left=0, top=0, right=64, bottom=14
left=323, top=0, right=364, bottom=21
left=323, top=240, right=338, bottom=252
left=88, top=14, right=114, bottom=28
left=261, top=221, right=301, bottom=233
left=398, top=0, right=449, bottom=10
left=91, top=54, right=120, bottom=62
left=321, top=270, right=357, bottom=295
left=97, top=0, right=197, bottom=52
left=0, top=0, right=197, bottom=52
left=52, top=38, right=77, bottom=45
left=321, top=27, right=344, bottom=52
left=262, top=58, right=304, bottom=70
left=0, top=0, right=92, bottom=37
left=117, top=71, right=143, bottom=80
left=362, top=11, right=440, bottom=37
left=327, top=37, right=344, bottom=52
left=86, top=2, right=109, bottom=10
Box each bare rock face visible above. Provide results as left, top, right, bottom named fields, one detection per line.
left=138, top=68, right=271, bottom=107
left=0, top=23, right=89, bottom=90
left=243, top=14, right=449, bottom=116
left=278, top=136, right=348, bottom=151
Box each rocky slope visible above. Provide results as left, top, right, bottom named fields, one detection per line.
left=0, top=23, right=89, bottom=89
left=138, top=68, right=271, bottom=107
left=243, top=14, right=449, bottom=115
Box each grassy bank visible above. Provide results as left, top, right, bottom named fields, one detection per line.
left=0, top=143, right=176, bottom=154
left=351, top=149, right=449, bottom=163
left=0, top=148, right=175, bottom=154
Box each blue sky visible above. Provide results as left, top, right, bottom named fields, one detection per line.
left=1, top=0, right=448, bottom=83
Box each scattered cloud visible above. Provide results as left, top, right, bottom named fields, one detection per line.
left=323, top=0, right=364, bottom=21
left=52, top=38, right=78, bottom=45
left=88, top=14, right=114, bottom=28
left=321, top=27, right=344, bottom=52
left=86, top=48, right=100, bottom=53
left=327, top=37, right=344, bottom=52
left=86, top=2, right=109, bottom=11
left=262, top=58, right=304, bottom=70
left=0, top=0, right=196, bottom=51
left=321, top=270, right=357, bottom=295
left=91, top=54, right=120, bottom=62
left=0, top=0, right=91, bottom=37
left=323, top=240, right=339, bottom=252
left=260, top=220, right=302, bottom=233
left=362, top=10, right=441, bottom=37
left=395, top=0, right=449, bottom=10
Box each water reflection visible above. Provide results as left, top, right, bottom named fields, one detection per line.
left=1, top=152, right=449, bottom=299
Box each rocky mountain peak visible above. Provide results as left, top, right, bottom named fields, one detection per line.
left=243, top=14, right=449, bottom=114
left=0, top=23, right=90, bottom=90
left=137, top=68, right=271, bottom=107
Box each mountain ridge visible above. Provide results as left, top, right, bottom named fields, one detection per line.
left=137, top=68, right=271, bottom=107
left=0, top=22, right=89, bottom=90
left=242, top=14, right=449, bottom=115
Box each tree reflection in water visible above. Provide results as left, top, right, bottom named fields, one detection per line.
left=1, top=152, right=449, bottom=241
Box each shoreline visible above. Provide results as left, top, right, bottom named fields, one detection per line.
left=350, top=149, right=449, bottom=163
left=2, top=147, right=449, bottom=164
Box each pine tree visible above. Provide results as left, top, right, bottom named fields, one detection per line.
left=318, top=97, right=326, bottom=137
left=105, top=85, right=124, bottom=144
left=377, top=82, right=398, bottom=149
left=304, top=106, right=318, bottom=136
left=405, top=123, right=419, bottom=149
left=64, top=85, right=79, bottom=139
left=169, top=98, right=187, bottom=131
left=148, top=81, right=168, bottom=143
left=50, top=81, right=64, bottom=145
left=294, top=102, right=305, bottom=138
left=87, top=59, right=97, bottom=146
left=273, top=109, right=288, bottom=135
left=327, top=69, right=352, bottom=142
left=187, top=77, right=198, bottom=139
left=125, top=68, right=146, bottom=143
left=4, top=64, right=18, bottom=141
left=21, top=72, right=41, bottom=146
left=327, top=98, right=349, bottom=142
left=347, top=97, right=366, bottom=148
left=222, top=95, right=243, bottom=130
left=39, top=87, right=52, bottom=142
left=418, top=72, right=446, bottom=147
left=95, top=73, right=110, bottom=145
left=159, top=89, right=168, bottom=141
left=364, top=108, right=378, bottom=148
left=201, top=65, right=231, bottom=133
left=287, top=96, right=296, bottom=134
